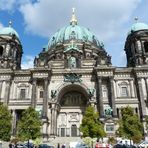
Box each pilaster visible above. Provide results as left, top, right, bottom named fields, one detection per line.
left=12, top=110, right=17, bottom=136
left=109, top=77, right=117, bottom=117
left=129, top=79, right=135, bottom=98
left=4, top=80, right=11, bottom=105
left=42, top=78, right=49, bottom=118
left=97, top=77, right=104, bottom=117
left=137, top=78, right=146, bottom=118
left=145, top=78, right=148, bottom=101
left=31, top=78, right=37, bottom=108
left=0, top=81, right=3, bottom=101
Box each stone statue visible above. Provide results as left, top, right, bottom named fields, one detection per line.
left=87, top=88, right=95, bottom=97
left=105, top=106, right=113, bottom=116
left=68, top=56, right=76, bottom=68
left=51, top=90, right=57, bottom=98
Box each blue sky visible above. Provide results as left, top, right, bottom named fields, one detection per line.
left=0, top=0, right=148, bottom=69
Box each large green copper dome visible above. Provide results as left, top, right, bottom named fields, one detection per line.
left=47, top=10, right=101, bottom=49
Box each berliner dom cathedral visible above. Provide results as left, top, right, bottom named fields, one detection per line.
left=0, top=9, right=148, bottom=141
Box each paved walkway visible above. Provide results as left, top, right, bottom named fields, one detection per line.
left=1, top=141, right=9, bottom=148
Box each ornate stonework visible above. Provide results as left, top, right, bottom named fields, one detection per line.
left=0, top=15, right=148, bottom=140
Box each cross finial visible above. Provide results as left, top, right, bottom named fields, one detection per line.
left=72, top=8, right=75, bottom=14
left=134, top=17, right=138, bottom=23
left=9, top=20, right=12, bottom=27
left=70, top=8, right=77, bottom=25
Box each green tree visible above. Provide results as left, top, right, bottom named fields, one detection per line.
left=80, top=106, right=106, bottom=138
left=0, top=103, right=12, bottom=141
left=17, top=107, right=41, bottom=141
left=117, top=106, right=143, bottom=143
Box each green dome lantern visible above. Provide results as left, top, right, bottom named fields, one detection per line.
left=128, top=18, right=148, bottom=35
left=0, top=21, right=19, bottom=38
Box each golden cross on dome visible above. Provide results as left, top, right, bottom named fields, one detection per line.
left=70, top=8, right=78, bottom=25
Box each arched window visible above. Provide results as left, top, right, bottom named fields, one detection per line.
left=144, top=42, right=148, bottom=53
left=121, top=87, right=128, bottom=97
left=68, top=56, right=77, bottom=68
left=20, top=89, right=26, bottom=99
left=102, top=85, right=108, bottom=98
left=0, top=46, right=3, bottom=56
left=71, top=124, right=77, bottom=137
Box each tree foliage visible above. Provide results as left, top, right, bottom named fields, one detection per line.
left=17, top=107, right=41, bottom=141
left=80, top=106, right=106, bottom=138
left=0, top=103, right=12, bottom=141
left=117, top=106, right=143, bottom=143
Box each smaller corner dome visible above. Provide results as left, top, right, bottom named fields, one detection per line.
left=0, top=25, right=19, bottom=38
left=128, top=22, right=148, bottom=35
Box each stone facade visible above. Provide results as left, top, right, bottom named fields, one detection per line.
left=0, top=15, right=148, bottom=141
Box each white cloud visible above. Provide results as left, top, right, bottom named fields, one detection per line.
left=0, top=0, right=33, bottom=11
left=0, top=0, right=16, bottom=11
left=19, top=0, right=141, bottom=42
left=21, top=55, right=34, bottom=69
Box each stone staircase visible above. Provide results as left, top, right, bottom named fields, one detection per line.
left=45, top=137, right=82, bottom=148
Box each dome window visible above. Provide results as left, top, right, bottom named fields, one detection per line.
left=144, top=42, right=148, bottom=53
left=68, top=56, right=77, bottom=68
left=70, top=31, right=76, bottom=39
left=0, top=46, right=3, bottom=56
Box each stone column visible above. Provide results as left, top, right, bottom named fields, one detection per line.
left=0, top=81, right=3, bottom=101
left=50, top=103, right=55, bottom=135
left=145, top=78, right=148, bottom=101
left=54, top=107, right=58, bottom=135
left=110, top=77, right=117, bottom=117
left=42, top=78, right=48, bottom=118
left=113, top=80, right=117, bottom=98
left=31, top=78, right=37, bottom=108
left=4, top=80, right=11, bottom=105
left=12, top=110, right=17, bottom=136
left=137, top=78, right=146, bottom=118
left=42, top=78, right=49, bottom=141
left=97, top=77, right=104, bottom=117
left=129, top=79, right=135, bottom=98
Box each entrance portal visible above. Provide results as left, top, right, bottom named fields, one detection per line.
left=71, top=124, right=77, bottom=137
left=57, top=90, right=87, bottom=137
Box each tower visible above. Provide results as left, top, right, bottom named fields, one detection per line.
left=124, top=19, right=148, bottom=67
left=0, top=21, right=23, bottom=70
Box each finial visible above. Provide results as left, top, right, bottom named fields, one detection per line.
left=9, top=20, right=12, bottom=27
left=134, top=17, right=138, bottom=23
left=70, top=8, right=78, bottom=25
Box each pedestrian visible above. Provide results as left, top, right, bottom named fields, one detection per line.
left=62, top=144, right=65, bottom=148
left=9, top=143, right=13, bottom=148
left=57, top=143, right=60, bottom=148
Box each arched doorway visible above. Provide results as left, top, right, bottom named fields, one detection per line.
left=71, top=124, right=77, bottom=137
left=57, top=87, right=88, bottom=137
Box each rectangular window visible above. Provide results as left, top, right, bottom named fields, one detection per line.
left=106, top=125, right=114, bottom=132
left=39, top=90, right=43, bottom=98
left=121, top=87, right=128, bottom=97
left=20, top=89, right=26, bottom=99
left=144, top=42, right=148, bottom=53
left=103, top=89, right=107, bottom=98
